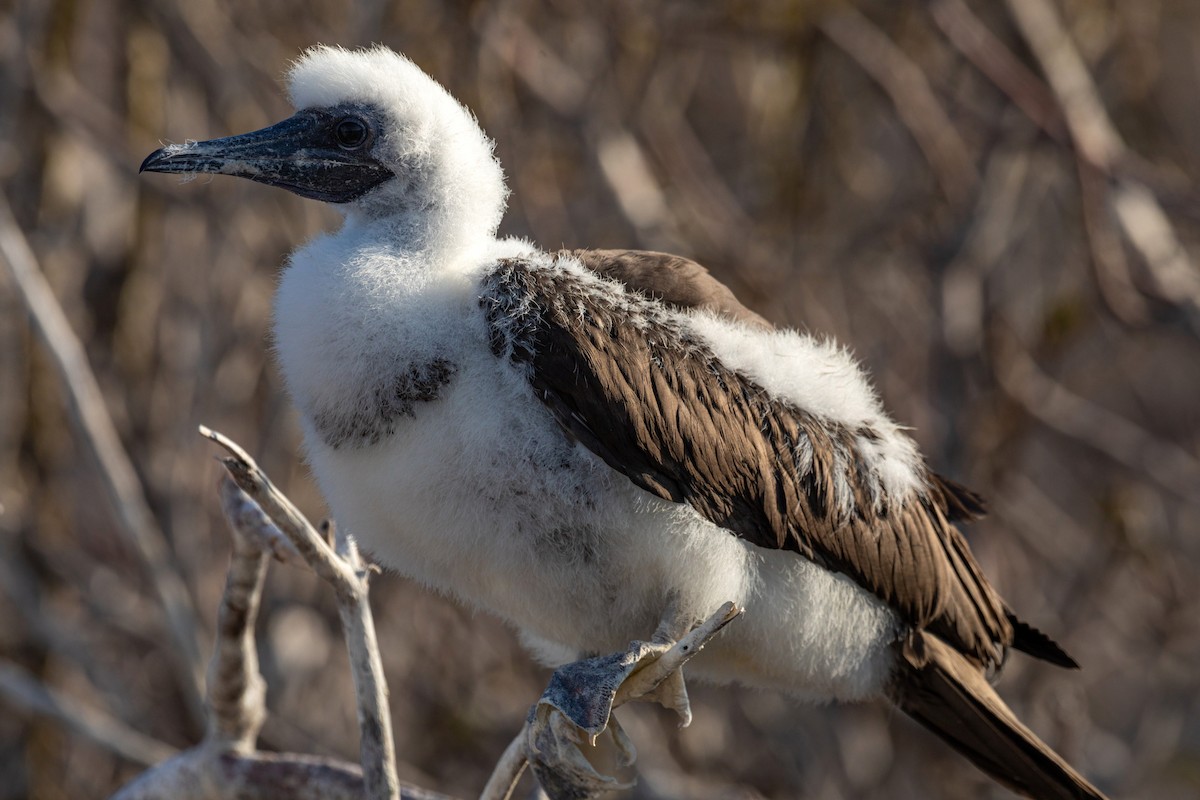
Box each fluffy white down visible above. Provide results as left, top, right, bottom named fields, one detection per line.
left=279, top=234, right=899, bottom=701
left=549, top=254, right=929, bottom=507
left=683, top=315, right=924, bottom=503
left=288, top=45, right=508, bottom=248
left=271, top=46, right=904, bottom=703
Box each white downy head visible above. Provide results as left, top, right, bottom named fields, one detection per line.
left=286, top=46, right=508, bottom=249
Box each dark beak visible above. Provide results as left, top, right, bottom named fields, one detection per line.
left=140, top=111, right=392, bottom=203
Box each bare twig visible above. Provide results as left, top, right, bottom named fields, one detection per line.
left=113, top=434, right=449, bottom=800
left=996, top=336, right=1200, bottom=503
left=1076, top=156, right=1151, bottom=324
left=1003, top=0, right=1123, bottom=171
left=1005, top=0, right=1200, bottom=322
left=478, top=730, right=529, bottom=800
left=218, top=474, right=302, bottom=564
left=114, top=748, right=452, bottom=800
left=206, top=478, right=271, bottom=750
left=198, top=427, right=356, bottom=591
left=200, top=425, right=401, bottom=800
left=0, top=193, right=206, bottom=723
left=929, top=0, right=1067, bottom=144
left=820, top=7, right=979, bottom=204
left=0, top=659, right=178, bottom=767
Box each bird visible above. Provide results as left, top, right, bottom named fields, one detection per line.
left=141, top=45, right=1108, bottom=800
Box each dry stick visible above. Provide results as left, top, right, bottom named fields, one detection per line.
left=479, top=602, right=742, bottom=800
left=1005, top=0, right=1200, bottom=320
left=478, top=15, right=684, bottom=255
left=218, top=473, right=302, bottom=564
left=1076, top=155, right=1151, bottom=325
left=929, top=0, right=1067, bottom=145
left=0, top=194, right=207, bottom=724
left=928, top=0, right=1140, bottom=323
left=929, top=0, right=1160, bottom=324
left=480, top=733, right=530, bottom=800
left=0, top=659, right=178, bottom=767
left=199, top=425, right=401, bottom=800
left=615, top=601, right=741, bottom=706
left=207, top=478, right=271, bottom=750
left=110, top=491, right=276, bottom=800
left=997, top=338, right=1200, bottom=504
left=819, top=7, right=979, bottom=204
left=1002, top=0, right=1122, bottom=171
left=111, top=453, right=449, bottom=800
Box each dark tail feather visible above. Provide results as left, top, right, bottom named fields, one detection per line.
left=930, top=473, right=988, bottom=522
left=1009, top=612, right=1080, bottom=669
left=890, top=632, right=1108, bottom=800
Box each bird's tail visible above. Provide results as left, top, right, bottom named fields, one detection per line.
left=888, top=631, right=1108, bottom=800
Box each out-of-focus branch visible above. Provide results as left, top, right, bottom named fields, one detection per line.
left=941, top=146, right=1035, bottom=356
left=929, top=0, right=1067, bottom=145
left=1005, top=0, right=1200, bottom=323
left=1002, top=0, right=1122, bottom=171
left=479, top=12, right=683, bottom=254
left=0, top=660, right=178, bottom=767
left=820, top=7, right=979, bottom=204
left=477, top=13, right=587, bottom=118
left=200, top=426, right=401, bottom=800
left=1076, top=158, right=1151, bottom=325
left=996, top=335, right=1200, bottom=504
left=0, top=194, right=206, bottom=723
left=1109, top=182, right=1200, bottom=316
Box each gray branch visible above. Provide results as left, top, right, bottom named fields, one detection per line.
left=0, top=659, right=178, bottom=767
left=200, top=425, right=402, bottom=800
left=109, top=429, right=449, bottom=800
left=0, top=193, right=207, bottom=723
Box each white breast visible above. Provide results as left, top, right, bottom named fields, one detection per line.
left=275, top=233, right=899, bottom=702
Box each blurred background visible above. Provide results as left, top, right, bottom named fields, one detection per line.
left=1, top=0, right=1198, bottom=798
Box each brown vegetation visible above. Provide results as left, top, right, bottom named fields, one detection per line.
left=2, top=1, right=1199, bottom=797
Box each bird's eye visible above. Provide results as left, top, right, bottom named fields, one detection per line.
left=334, top=117, right=369, bottom=149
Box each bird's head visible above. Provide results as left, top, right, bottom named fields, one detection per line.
left=141, top=45, right=508, bottom=249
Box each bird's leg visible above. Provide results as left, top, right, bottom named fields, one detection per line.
left=516, top=601, right=741, bottom=800
left=650, top=591, right=699, bottom=644
left=626, top=591, right=706, bottom=729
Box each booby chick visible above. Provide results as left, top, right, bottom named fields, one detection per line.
left=142, top=45, right=1107, bottom=800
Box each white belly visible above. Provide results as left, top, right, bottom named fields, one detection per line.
left=302, top=345, right=899, bottom=702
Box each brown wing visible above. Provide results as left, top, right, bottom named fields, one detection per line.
left=482, top=255, right=1065, bottom=669
left=573, top=250, right=987, bottom=527
left=566, top=249, right=772, bottom=329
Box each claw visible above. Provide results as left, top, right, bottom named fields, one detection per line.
left=522, top=602, right=742, bottom=799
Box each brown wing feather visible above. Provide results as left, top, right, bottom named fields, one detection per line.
left=574, top=251, right=989, bottom=533
left=482, top=255, right=1052, bottom=669
left=567, top=249, right=772, bottom=329
left=930, top=472, right=988, bottom=522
